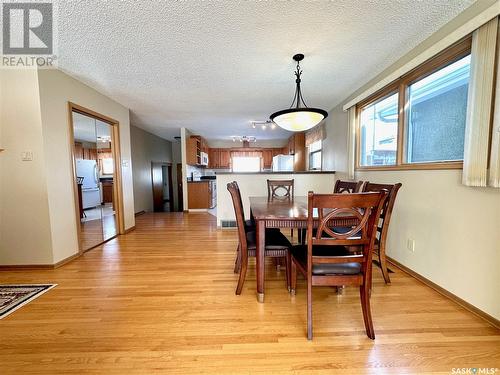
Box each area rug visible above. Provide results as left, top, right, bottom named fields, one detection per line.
left=0, top=284, right=56, bottom=319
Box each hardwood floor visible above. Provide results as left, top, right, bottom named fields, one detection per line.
left=1, top=213, right=499, bottom=374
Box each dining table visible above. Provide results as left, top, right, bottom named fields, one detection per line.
left=249, top=196, right=360, bottom=303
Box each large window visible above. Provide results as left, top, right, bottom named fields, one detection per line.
left=232, top=156, right=261, bottom=172
left=356, top=37, right=471, bottom=170
left=359, top=92, right=398, bottom=166
left=308, top=140, right=322, bottom=170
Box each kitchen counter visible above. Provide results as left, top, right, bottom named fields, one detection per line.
left=215, top=171, right=336, bottom=227
left=215, top=171, right=335, bottom=175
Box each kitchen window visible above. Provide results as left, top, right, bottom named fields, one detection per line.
left=102, top=158, right=114, bottom=175
left=232, top=156, right=261, bottom=172
left=356, top=37, right=471, bottom=170
left=308, top=140, right=322, bottom=170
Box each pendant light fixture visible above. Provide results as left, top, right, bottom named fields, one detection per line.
left=270, top=54, right=328, bottom=132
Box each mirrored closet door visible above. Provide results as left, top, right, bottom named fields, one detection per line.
left=72, top=110, right=118, bottom=251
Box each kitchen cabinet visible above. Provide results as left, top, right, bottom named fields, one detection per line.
left=74, top=142, right=98, bottom=161
left=187, top=181, right=216, bottom=209
left=219, top=149, right=231, bottom=168
left=208, top=148, right=219, bottom=169
left=283, top=133, right=306, bottom=171
left=187, top=135, right=209, bottom=166
left=102, top=180, right=113, bottom=204
left=74, top=142, right=84, bottom=159
left=262, top=149, right=273, bottom=169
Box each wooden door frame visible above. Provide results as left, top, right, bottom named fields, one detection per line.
left=151, top=161, right=174, bottom=212
left=68, top=102, right=125, bottom=254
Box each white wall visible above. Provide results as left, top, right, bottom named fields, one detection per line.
left=322, top=104, right=348, bottom=173
left=0, top=69, right=54, bottom=264
left=321, top=3, right=500, bottom=320
left=216, top=173, right=336, bottom=226
left=130, top=125, right=173, bottom=213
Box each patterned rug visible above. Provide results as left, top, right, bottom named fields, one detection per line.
left=0, top=284, right=56, bottom=319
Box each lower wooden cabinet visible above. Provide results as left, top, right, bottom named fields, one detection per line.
left=187, top=181, right=216, bottom=209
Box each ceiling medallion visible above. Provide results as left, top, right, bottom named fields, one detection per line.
left=270, top=53, right=328, bottom=132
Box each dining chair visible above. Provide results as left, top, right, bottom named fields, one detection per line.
left=333, top=179, right=364, bottom=194
left=290, top=191, right=388, bottom=340
left=267, top=179, right=294, bottom=201
left=227, top=182, right=292, bottom=294
left=229, top=181, right=281, bottom=273
left=267, top=179, right=295, bottom=242
left=361, top=182, right=402, bottom=284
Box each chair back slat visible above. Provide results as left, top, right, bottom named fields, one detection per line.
left=333, top=179, right=363, bottom=194
left=267, top=179, right=294, bottom=201
left=307, top=191, right=388, bottom=268
left=227, top=182, right=248, bottom=254
left=362, top=182, right=402, bottom=241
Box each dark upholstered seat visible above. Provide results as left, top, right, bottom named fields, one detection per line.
left=290, top=245, right=361, bottom=275
left=246, top=230, right=292, bottom=251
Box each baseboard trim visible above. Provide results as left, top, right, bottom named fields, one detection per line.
left=0, top=264, right=55, bottom=270
left=135, top=211, right=146, bottom=217
left=124, top=225, right=136, bottom=234
left=53, top=253, right=80, bottom=268
left=386, top=256, right=500, bottom=329
left=0, top=252, right=81, bottom=270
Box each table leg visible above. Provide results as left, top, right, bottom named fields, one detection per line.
left=256, top=219, right=265, bottom=303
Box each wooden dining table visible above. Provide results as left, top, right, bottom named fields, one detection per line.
left=249, top=196, right=360, bottom=303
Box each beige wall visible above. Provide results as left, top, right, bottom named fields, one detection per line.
left=130, top=125, right=173, bottom=213
left=0, top=68, right=135, bottom=265
left=37, top=69, right=135, bottom=263
left=0, top=69, right=54, bottom=264
left=322, top=3, right=500, bottom=320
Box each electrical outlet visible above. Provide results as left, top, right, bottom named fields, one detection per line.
left=407, top=238, right=415, bottom=252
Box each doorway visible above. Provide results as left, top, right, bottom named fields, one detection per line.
left=152, top=162, right=173, bottom=212
left=176, top=163, right=183, bottom=212
left=69, top=103, right=124, bottom=253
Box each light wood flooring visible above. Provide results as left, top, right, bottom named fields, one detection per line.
left=0, top=213, right=499, bottom=374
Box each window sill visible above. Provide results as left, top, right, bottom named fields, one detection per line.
left=356, top=161, right=463, bottom=171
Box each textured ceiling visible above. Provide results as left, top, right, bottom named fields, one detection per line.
left=57, top=0, right=475, bottom=141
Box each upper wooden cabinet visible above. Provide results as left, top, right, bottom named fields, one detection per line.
left=283, top=132, right=306, bottom=171
left=74, top=142, right=97, bottom=161
left=219, top=149, right=230, bottom=168
left=187, top=136, right=204, bottom=166
left=262, top=149, right=273, bottom=169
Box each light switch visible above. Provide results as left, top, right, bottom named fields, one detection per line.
left=122, top=159, right=129, bottom=167
left=21, top=151, right=33, bottom=161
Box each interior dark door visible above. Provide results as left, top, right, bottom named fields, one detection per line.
left=176, top=163, right=183, bottom=212
left=151, top=162, right=164, bottom=212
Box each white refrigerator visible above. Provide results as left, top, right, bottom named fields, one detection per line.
left=272, top=154, right=294, bottom=171
left=76, top=159, right=101, bottom=209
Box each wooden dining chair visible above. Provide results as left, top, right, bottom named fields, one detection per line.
left=267, top=179, right=294, bottom=201
left=333, top=179, right=363, bottom=194
left=290, top=191, right=388, bottom=340
left=227, top=182, right=292, bottom=294
left=361, top=182, right=402, bottom=284
left=267, top=179, right=295, bottom=241
left=229, top=181, right=281, bottom=273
